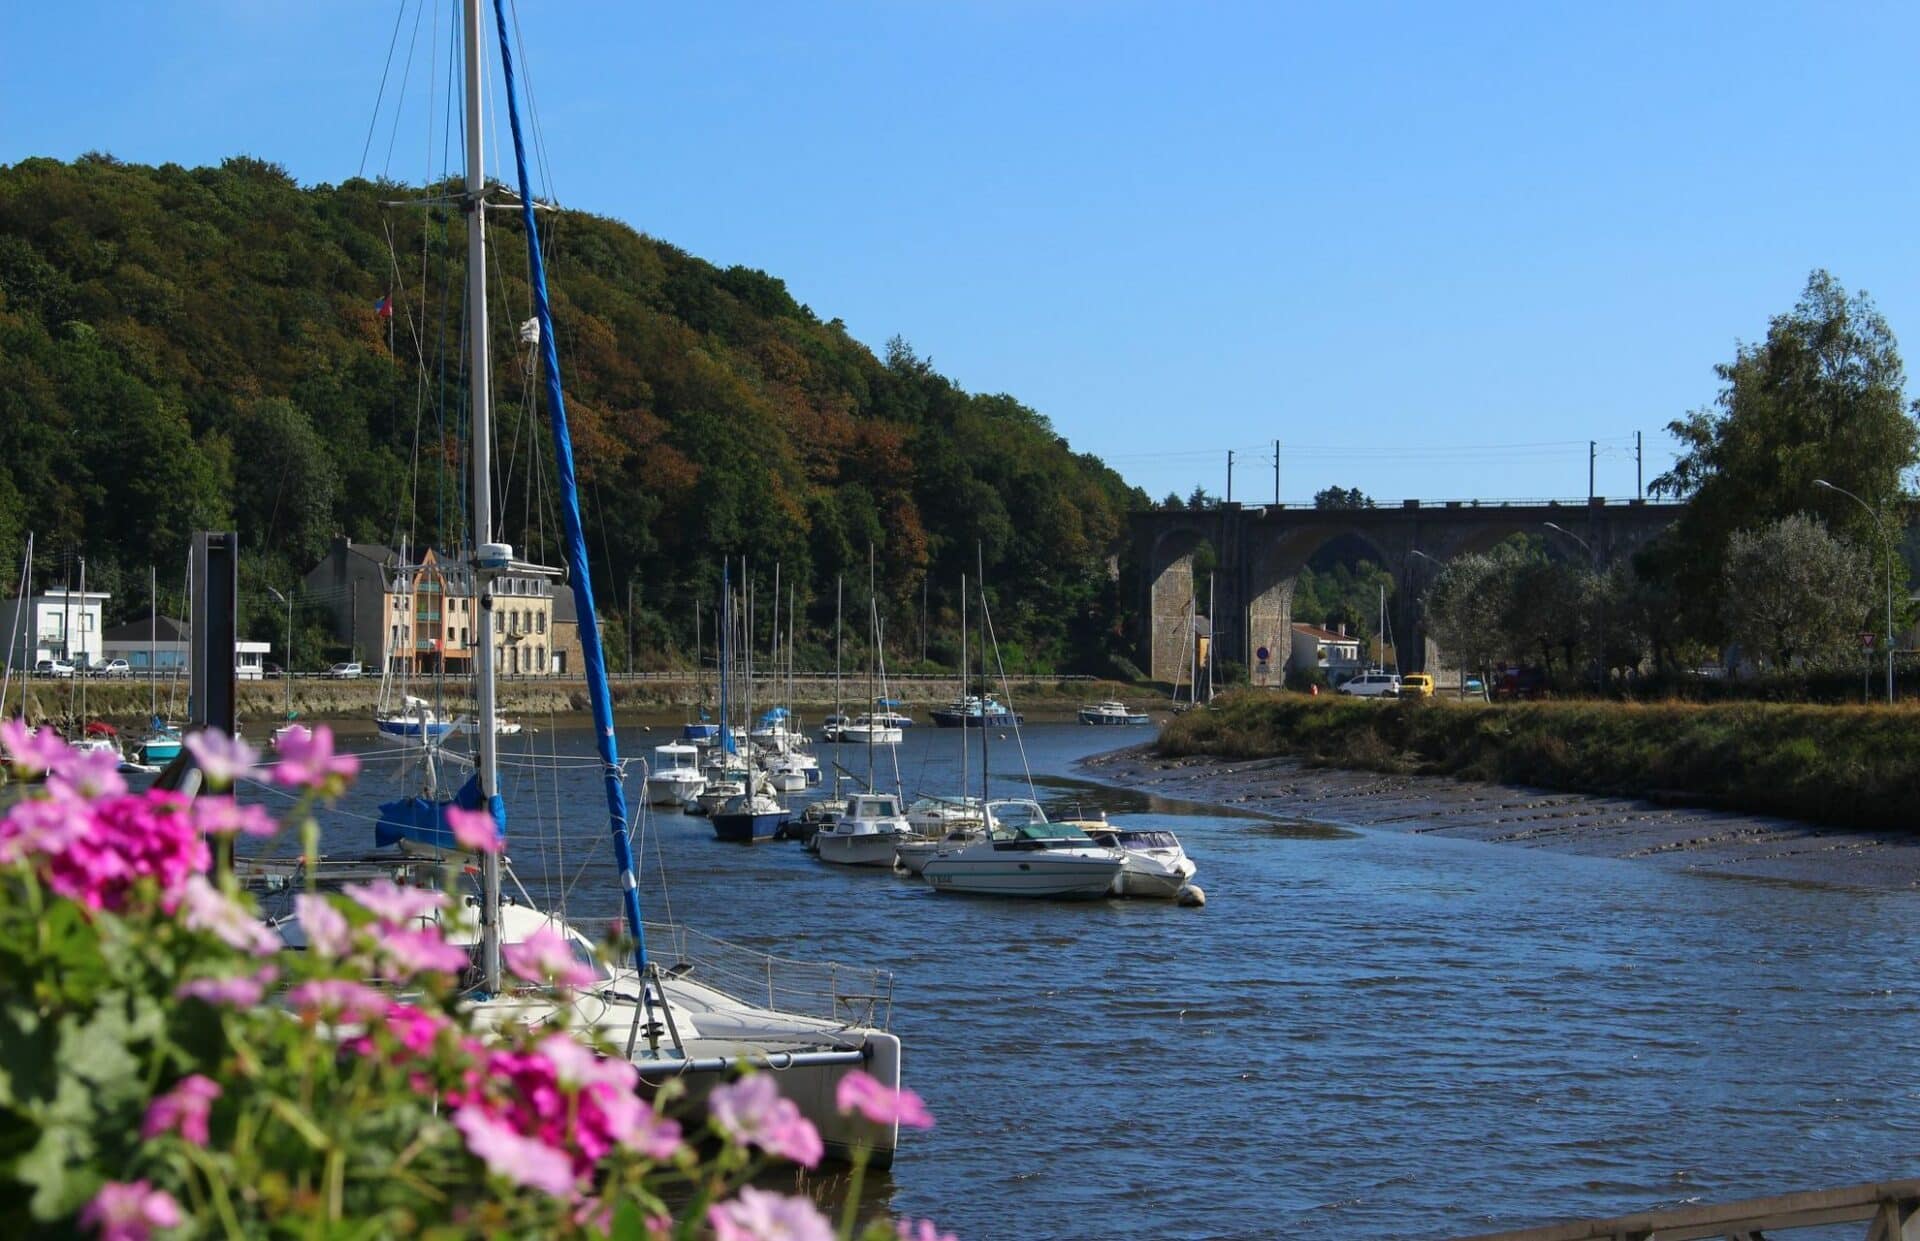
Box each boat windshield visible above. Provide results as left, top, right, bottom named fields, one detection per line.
left=1116, top=830, right=1180, bottom=848
left=1005, top=823, right=1094, bottom=844
left=984, top=800, right=1048, bottom=832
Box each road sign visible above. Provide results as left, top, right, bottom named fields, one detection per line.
left=1862, top=632, right=1877, bottom=649
left=1256, top=646, right=1270, bottom=662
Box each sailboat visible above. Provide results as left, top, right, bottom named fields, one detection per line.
left=137, top=566, right=184, bottom=763
left=271, top=0, right=901, bottom=1165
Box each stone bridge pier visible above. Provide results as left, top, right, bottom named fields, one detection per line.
left=1130, top=498, right=1685, bottom=685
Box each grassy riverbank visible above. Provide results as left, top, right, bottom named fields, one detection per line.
left=1157, top=690, right=1920, bottom=831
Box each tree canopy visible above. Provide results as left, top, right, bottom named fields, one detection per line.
left=0, top=155, right=1145, bottom=670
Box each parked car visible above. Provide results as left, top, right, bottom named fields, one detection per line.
left=1492, top=666, right=1547, bottom=701
left=1399, top=673, right=1434, bottom=698
left=325, top=661, right=364, bottom=679
left=33, top=658, right=75, bottom=678
left=1337, top=671, right=1401, bottom=698
left=89, top=658, right=132, bottom=679
left=1463, top=676, right=1488, bottom=699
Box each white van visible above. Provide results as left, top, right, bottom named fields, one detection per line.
left=1337, top=671, right=1401, bottom=698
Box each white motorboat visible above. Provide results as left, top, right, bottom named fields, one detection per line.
left=692, top=777, right=746, bottom=818
left=894, top=828, right=982, bottom=876
left=813, top=791, right=916, bottom=867
left=1078, top=700, right=1151, bottom=726
left=818, top=713, right=849, bottom=743
left=920, top=799, right=1125, bottom=899
left=904, top=793, right=985, bottom=835
left=644, top=742, right=707, bottom=806
left=1076, top=818, right=1199, bottom=899
left=454, top=711, right=525, bottom=737
left=838, top=713, right=902, bottom=746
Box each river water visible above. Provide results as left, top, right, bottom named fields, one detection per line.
left=288, top=721, right=1920, bottom=1240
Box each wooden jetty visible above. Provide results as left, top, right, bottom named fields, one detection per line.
left=1456, top=1178, right=1920, bottom=1241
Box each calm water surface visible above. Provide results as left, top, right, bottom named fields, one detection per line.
left=284, top=721, right=1920, bottom=1240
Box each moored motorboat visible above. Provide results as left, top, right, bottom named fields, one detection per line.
left=813, top=791, right=915, bottom=867
left=838, top=713, right=902, bottom=746
left=1075, top=817, right=1199, bottom=899
left=645, top=742, right=707, bottom=806
left=1078, top=700, right=1151, bottom=726
left=930, top=694, right=1021, bottom=728
left=920, top=799, right=1124, bottom=898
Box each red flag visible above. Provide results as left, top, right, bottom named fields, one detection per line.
left=374, top=294, right=393, bottom=319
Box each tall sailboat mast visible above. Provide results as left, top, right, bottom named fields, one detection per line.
left=463, top=0, right=503, bottom=992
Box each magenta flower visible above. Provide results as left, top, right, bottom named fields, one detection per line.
left=709, top=1073, right=824, bottom=1168
left=272, top=724, right=358, bottom=796
left=293, top=892, right=353, bottom=957
left=446, top=805, right=502, bottom=854
left=709, top=1188, right=835, bottom=1241
left=38, top=792, right=208, bottom=913
left=0, top=718, right=70, bottom=776
left=190, top=796, right=276, bottom=838
left=452, top=1105, right=577, bottom=1196
left=503, top=926, right=596, bottom=989
left=175, top=967, right=276, bottom=1007
left=49, top=747, right=127, bottom=802
left=897, top=1219, right=959, bottom=1241
left=79, top=1180, right=183, bottom=1241
left=836, top=1069, right=933, bottom=1130
left=342, top=878, right=445, bottom=926
left=286, top=979, right=389, bottom=1021
left=183, top=730, right=258, bottom=790
left=179, top=875, right=278, bottom=956
left=141, top=1074, right=221, bottom=1146
left=379, top=926, right=470, bottom=976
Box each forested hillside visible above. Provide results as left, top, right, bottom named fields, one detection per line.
left=0, top=154, right=1144, bottom=671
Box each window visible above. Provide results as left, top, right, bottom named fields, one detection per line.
left=536, top=612, right=545, bottom=634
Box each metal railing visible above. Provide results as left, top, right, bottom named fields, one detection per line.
left=641, top=920, right=893, bottom=1031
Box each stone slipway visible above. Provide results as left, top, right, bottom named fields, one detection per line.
left=1077, top=745, right=1920, bottom=892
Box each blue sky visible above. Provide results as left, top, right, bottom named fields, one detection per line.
left=6, top=2, right=1919, bottom=505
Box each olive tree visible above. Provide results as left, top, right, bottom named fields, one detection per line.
left=1720, top=514, right=1874, bottom=667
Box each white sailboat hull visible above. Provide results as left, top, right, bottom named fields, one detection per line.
left=814, top=830, right=910, bottom=867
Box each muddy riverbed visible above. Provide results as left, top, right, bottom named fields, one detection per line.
left=1080, top=744, right=1920, bottom=891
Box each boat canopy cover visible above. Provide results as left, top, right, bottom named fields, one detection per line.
left=375, top=772, right=506, bottom=852
left=758, top=708, right=789, bottom=724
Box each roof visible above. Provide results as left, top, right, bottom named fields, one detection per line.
left=102, top=615, right=190, bottom=643
left=1291, top=623, right=1361, bottom=644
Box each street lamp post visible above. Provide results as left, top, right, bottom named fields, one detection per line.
left=1815, top=479, right=1896, bottom=705
left=1543, top=522, right=1605, bottom=691
left=265, top=585, right=293, bottom=722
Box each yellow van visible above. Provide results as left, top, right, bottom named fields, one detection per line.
left=1400, top=673, right=1435, bottom=698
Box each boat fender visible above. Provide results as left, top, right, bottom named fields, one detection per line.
left=1177, top=884, right=1207, bottom=908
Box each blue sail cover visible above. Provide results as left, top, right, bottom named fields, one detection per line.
left=376, top=773, right=506, bottom=852
left=491, top=0, right=647, bottom=973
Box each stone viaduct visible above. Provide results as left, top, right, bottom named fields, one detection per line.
left=1129, top=498, right=1687, bottom=682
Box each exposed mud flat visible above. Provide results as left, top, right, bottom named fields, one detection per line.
left=1079, top=744, right=1920, bottom=891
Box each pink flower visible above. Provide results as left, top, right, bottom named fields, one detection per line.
left=179, top=875, right=277, bottom=956
left=79, top=1180, right=183, bottom=1241
left=190, top=796, right=276, bottom=838
left=379, top=926, right=470, bottom=976
left=272, top=724, right=358, bottom=796
left=0, top=795, right=91, bottom=864
left=286, top=979, right=389, bottom=1021
left=175, top=967, right=276, bottom=1007
left=836, top=1070, right=933, bottom=1130
left=897, top=1219, right=959, bottom=1241
left=379, top=1002, right=450, bottom=1056
left=709, top=1073, right=824, bottom=1168
left=141, top=1074, right=221, bottom=1146
left=183, top=730, right=257, bottom=790
left=503, top=926, right=596, bottom=989
left=342, top=878, right=445, bottom=926
left=446, top=805, right=502, bottom=854
left=709, top=1188, right=834, bottom=1241
left=49, top=747, right=126, bottom=802
left=293, top=892, right=353, bottom=957
left=1, top=718, right=70, bottom=776
left=452, top=1105, right=577, bottom=1196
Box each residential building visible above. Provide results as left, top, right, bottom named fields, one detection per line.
left=1289, top=622, right=1365, bottom=683
left=100, top=615, right=190, bottom=672
left=3, top=587, right=109, bottom=669
left=303, top=537, right=565, bottom=677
